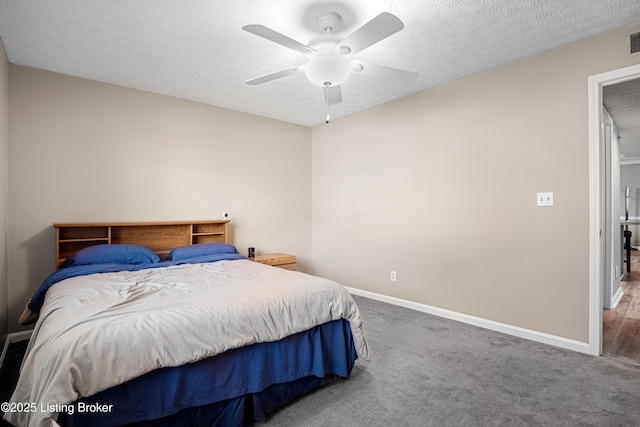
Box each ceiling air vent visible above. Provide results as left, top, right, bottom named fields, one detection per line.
left=631, top=32, right=640, bottom=54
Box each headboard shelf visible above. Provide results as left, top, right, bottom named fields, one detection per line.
left=53, top=220, right=230, bottom=268
left=59, top=237, right=110, bottom=243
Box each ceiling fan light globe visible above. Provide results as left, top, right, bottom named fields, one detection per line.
left=304, top=54, right=351, bottom=87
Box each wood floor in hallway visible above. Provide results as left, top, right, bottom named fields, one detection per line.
left=603, top=249, right=640, bottom=365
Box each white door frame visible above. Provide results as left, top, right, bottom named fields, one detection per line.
left=588, top=63, right=640, bottom=355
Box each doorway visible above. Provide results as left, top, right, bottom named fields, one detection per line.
left=588, top=63, right=640, bottom=357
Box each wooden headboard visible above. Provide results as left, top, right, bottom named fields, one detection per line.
left=53, top=220, right=230, bottom=268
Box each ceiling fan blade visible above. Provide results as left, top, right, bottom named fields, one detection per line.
left=338, top=12, right=404, bottom=55
left=245, top=67, right=302, bottom=85
left=242, top=24, right=313, bottom=54
left=354, top=61, right=418, bottom=85
left=323, top=85, right=343, bottom=105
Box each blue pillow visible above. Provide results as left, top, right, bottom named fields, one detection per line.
left=61, top=244, right=160, bottom=268
left=170, top=243, right=239, bottom=261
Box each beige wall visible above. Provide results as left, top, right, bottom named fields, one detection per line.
left=311, top=23, right=640, bottom=343
left=7, top=66, right=311, bottom=331
left=0, top=38, right=8, bottom=340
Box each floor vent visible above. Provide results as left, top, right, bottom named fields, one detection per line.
left=631, top=32, right=640, bottom=54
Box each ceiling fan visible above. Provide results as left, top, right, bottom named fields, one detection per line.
left=242, top=11, right=419, bottom=122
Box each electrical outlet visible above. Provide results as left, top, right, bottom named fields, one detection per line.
left=390, top=271, right=397, bottom=282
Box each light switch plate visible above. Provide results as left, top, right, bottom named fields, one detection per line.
left=537, top=192, right=553, bottom=207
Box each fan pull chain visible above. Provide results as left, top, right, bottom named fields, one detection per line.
left=324, top=83, right=330, bottom=124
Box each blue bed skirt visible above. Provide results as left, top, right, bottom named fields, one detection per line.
left=57, top=319, right=357, bottom=427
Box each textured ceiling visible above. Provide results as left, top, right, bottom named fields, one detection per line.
left=604, top=78, right=640, bottom=161
left=0, top=0, right=639, bottom=128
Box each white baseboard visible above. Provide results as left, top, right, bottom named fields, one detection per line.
left=346, top=287, right=591, bottom=355
left=0, top=330, right=32, bottom=369
left=610, top=287, right=624, bottom=309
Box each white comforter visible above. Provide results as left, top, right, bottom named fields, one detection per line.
left=6, top=259, right=370, bottom=427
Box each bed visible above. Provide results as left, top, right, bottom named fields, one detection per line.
left=4, top=220, right=370, bottom=427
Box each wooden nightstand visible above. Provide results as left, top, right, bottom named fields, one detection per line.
left=250, top=253, right=296, bottom=270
